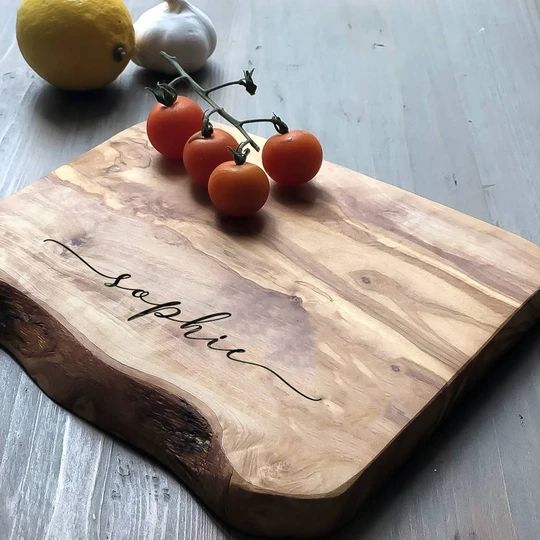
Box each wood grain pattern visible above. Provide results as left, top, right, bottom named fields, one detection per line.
left=0, top=121, right=538, bottom=537
left=1, top=1, right=540, bottom=539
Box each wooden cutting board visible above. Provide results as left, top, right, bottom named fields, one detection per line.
left=0, top=122, right=539, bottom=538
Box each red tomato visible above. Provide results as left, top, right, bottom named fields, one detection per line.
left=183, top=129, right=238, bottom=187
left=208, top=162, right=270, bottom=217
left=146, top=96, right=203, bottom=160
left=262, top=130, right=323, bottom=186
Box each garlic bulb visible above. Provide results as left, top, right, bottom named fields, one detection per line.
left=133, top=0, right=217, bottom=74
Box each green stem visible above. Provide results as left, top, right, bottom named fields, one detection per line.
left=205, top=80, right=245, bottom=95
left=201, top=107, right=220, bottom=137
left=169, top=75, right=188, bottom=86
left=240, top=117, right=289, bottom=134
left=162, top=52, right=261, bottom=152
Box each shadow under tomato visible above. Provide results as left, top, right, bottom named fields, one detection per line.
left=271, top=181, right=324, bottom=208
left=154, top=155, right=187, bottom=179
left=190, top=181, right=212, bottom=207
left=215, top=212, right=268, bottom=237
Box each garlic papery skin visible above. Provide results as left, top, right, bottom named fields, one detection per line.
left=133, top=0, right=217, bottom=74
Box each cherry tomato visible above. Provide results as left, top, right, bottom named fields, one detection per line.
left=146, top=96, right=204, bottom=160
left=208, top=162, right=270, bottom=217
left=262, top=130, right=323, bottom=186
left=183, top=129, right=238, bottom=187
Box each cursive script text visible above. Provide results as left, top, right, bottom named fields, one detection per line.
left=44, top=239, right=321, bottom=402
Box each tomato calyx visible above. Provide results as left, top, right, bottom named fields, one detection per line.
left=201, top=118, right=213, bottom=138
left=204, top=68, right=258, bottom=97
left=201, top=107, right=221, bottom=138
left=228, top=141, right=251, bottom=165
left=146, top=82, right=177, bottom=107
left=270, top=113, right=289, bottom=134
left=239, top=68, right=257, bottom=96
left=240, top=113, right=289, bottom=135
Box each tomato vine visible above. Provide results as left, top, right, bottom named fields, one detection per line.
left=148, top=51, right=289, bottom=162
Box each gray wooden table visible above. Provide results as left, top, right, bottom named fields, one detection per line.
left=1, top=1, right=539, bottom=539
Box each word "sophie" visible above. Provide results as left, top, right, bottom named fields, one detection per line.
left=44, top=239, right=321, bottom=402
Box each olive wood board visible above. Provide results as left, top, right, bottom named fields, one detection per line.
left=0, top=122, right=538, bottom=539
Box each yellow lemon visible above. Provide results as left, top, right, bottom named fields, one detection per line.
left=16, top=0, right=135, bottom=91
